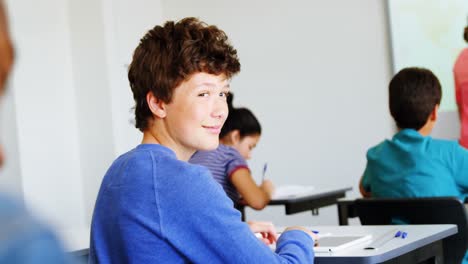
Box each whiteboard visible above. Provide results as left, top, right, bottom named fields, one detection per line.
left=387, top=0, right=468, bottom=112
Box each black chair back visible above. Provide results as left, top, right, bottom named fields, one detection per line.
left=355, top=197, right=468, bottom=264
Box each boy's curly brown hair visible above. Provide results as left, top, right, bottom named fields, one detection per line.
left=128, top=17, right=241, bottom=131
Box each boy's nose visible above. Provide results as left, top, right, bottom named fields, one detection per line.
left=212, top=99, right=228, bottom=119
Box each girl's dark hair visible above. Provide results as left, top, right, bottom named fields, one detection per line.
left=128, top=17, right=240, bottom=131
left=220, top=93, right=261, bottom=139
left=464, top=26, right=468, bottom=43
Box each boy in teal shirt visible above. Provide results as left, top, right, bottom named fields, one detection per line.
left=360, top=67, right=468, bottom=263
left=360, top=67, right=468, bottom=199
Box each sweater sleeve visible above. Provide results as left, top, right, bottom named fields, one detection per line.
left=158, top=165, right=314, bottom=263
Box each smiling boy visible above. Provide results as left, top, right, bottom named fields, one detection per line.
left=89, top=17, right=315, bottom=263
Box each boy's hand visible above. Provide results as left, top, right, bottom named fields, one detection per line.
left=284, top=226, right=318, bottom=243
left=247, top=221, right=278, bottom=245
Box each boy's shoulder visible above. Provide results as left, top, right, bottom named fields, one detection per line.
left=117, top=144, right=177, bottom=165
left=428, top=137, right=467, bottom=157
left=109, top=145, right=217, bottom=196
left=110, top=144, right=210, bottom=181
left=429, top=137, right=459, bottom=147
left=366, top=133, right=462, bottom=158
left=366, top=139, right=388, bottom=156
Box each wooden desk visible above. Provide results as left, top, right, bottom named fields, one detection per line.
left=309, top=225, right=456, bottom=264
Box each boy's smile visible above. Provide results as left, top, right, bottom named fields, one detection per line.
left=202, top=125, right=223, bottom=135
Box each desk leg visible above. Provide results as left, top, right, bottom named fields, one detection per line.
left=338, top=203, right=349, bottom=225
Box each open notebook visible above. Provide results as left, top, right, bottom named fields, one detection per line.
left=272, top=185, right=315, bottom=199
left=314, top=235, right=372, bottom=253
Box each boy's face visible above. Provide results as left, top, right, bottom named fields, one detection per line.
left=164, top=72, right=230, bottom=157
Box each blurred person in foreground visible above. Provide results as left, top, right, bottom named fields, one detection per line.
left=0, top=1, right=74, bottom=263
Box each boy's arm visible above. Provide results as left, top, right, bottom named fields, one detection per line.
left=230, top=168, right=273, bottom=210
left=359, top=171, right=372, bottom=198
left=161, top=167, right=314, bottom=263
left=452, top=143, right=468, bottom=191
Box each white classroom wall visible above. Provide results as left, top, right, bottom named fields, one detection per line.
left=1, top=0, right=163, bottom=239
left=3, top=0, right=87, bottom=230
left=0, top=0, right=395, bottom=245
left=161, top=0, right=394, bottom=225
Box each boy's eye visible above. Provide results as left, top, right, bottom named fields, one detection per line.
left=219, top=92, right=229, bottom=98
left=198, top=92, right=209, bottom=97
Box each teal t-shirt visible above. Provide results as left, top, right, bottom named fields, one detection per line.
left=362, top=129, right=468, bottom=264
left=362, top=129, right=468, bottom=201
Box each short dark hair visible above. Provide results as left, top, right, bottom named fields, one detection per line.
left=389, top=67, right=441, bottom=130
left=220, top=93, right=261, bottom=139
left=464, top=26, right=468, bottom=43
left=128, top=17, right=241, bottom=131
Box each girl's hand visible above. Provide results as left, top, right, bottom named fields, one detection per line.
left=261, top=180, right=275, bottom=198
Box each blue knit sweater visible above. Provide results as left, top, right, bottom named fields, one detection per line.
left=89, top=144, right=314, bottom=263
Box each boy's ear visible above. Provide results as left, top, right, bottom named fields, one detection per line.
left=146, top=92, right=167, bottom=118
left=430, top=104, right=439, bottom=121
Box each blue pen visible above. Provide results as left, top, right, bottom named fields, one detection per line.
left=262, top=163, right=268, bottom=182
left=395, top=231, right=402, bottom=238
left=394, top=231, right=408, bottom=239
left=401, top=232, right=408, bottom=239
